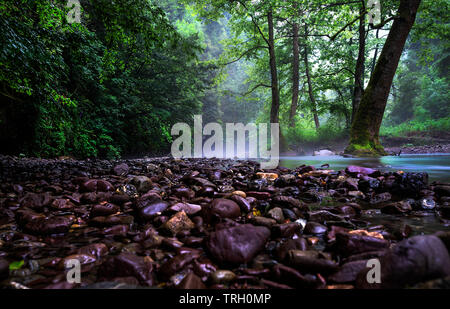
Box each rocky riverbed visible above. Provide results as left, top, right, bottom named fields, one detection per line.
left=1, top=155, right=450, bottom=289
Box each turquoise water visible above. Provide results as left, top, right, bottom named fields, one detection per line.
left=279, top=154, right=450, bottom=183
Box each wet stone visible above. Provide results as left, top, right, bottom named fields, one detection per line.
left=80, top=179, right=114, bottom=193
left=78, top=243, right=108, bottom=258
left=159, top=253, right=199, bottom=280
left=177, top=272, right=206, bottom=289
left=359, top=235, right=450, bottom=288
left=335, top=232, right=389, bottom=257
left=287, top=250, right=339, bottom=275
left=211, top=270, right=236, bottom=284
left=173, top=187, right=195, bottom=200
left=162, top=211, right=195, bottom=235
left=276, top=238, right=308, bottom=261
left=329, top=260, right=368, bottom=283
left=98, top=252, right=155, bottom=286
left=137, top=197, right=169, bottom=221
left=267, top=207, right=285, bottom=223
left=169, top=202, right=201, bottom=215
left=206, top=224, right=270, bottom=265
left=113, top=163, right=129, bottom=176
left=91, top=203, right=120, bottom=217
left=209, top=198, right=241, bottom=220
left=51, top=198, right=75, bottom=210
left=418, top=197, right=436, bottom=210
left=246, top=191, right=271, bottom=200
left=304, top=222, right=327, bottom=235
left=271, top=223, right=302, bottom=238
left=346, top=166, right=378, bottom=177
left=19, top=193, right=52, bottom=210
left=251, top=217, right=277, bottom=228
left=60, top=254, right=96, bottom=269
left=272, top=196, right=304, bottom=209
left=230, top=195, right=252, bottom=213
left=308, top=210, right=344, bottom=223
left=131, top=176, right=153, bottom=193
left=370, top=192, right=392, bottom=205
left=25, top=216, right=74, bottom=235
left=1, top=156, right=448, bottom=290
left=381, top=202, right=412, bottom=214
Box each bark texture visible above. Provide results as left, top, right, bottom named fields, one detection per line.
left=351, top=7, right=366, bottom=124
left=289, top=22, right=300, bottom=127
left=268, top=8, right=280, bottom=124
left=303, top=24, right=320, bottom=130
left=345, top=0, right=422, bottom=157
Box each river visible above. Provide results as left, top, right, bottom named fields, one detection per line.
left=279, top=153, right=450, bottom=183
left=280, top=153, right=450, bottom=234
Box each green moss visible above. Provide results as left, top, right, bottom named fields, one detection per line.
left=345, top=140, right=388, bottom=157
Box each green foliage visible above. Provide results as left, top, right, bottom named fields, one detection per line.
left=0, top=0, right=447, bottom=158
left=383, top=3, right=449, bottom=137
left=0, top=0, right=213, bottom=158
left=284, top=120, right=348, bottom=147
left=381, top=117, right=450, bottom=138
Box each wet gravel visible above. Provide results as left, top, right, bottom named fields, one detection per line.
left=0, top=155, right=449, bottom=289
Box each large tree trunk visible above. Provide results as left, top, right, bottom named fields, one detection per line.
left=268, top=8, right=280, bottom=124
left=303, top=24, right=320, bottom=130
left=345, top=0, right=422, bottom=156
left=289, top=22, right=300, bottom=127
left=351, top=7, right=366, bottom=124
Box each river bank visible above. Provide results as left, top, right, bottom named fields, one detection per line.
left=384, top=144, right=450, bottom=155
left=0, top=155, right=449, bottom=289
left=286, top=140, right=450, bottom=157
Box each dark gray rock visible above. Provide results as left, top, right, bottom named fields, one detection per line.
left=206, top=224, right=270, bottom=264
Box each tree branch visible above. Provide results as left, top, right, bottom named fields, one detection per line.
left=243, top=83, right=271, bottom=96
left=330, top=11, right=367, bottom=41
left=236, top=0, right=270, bottom=47
left=220, top=45, right=268, bottom=66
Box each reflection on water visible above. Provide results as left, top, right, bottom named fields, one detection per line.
left=360, top=210, right=450, bottom=235
left=278, top=154, right=450, bottom=234
left=279, top=154, right=450, bottom=183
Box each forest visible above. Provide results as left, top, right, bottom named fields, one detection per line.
left=1, top=0, right=450, bottom=292
left=0, top=0, right=448, bottom=158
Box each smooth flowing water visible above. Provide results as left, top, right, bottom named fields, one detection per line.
left=280, top=154, right=450, bottom=234
left=280, top=153, right=450, bottom=183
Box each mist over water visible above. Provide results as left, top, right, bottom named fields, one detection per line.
left=279, top=154, right=450, bottom=183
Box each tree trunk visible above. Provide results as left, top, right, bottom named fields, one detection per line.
left=371, top=28, right=380, bottom=76
left=351, top=7, right=366, bottom=124
left=289, top=22, right=300, bottom=127
left=303, top=24, right=320, bottom=130
left=268, top=8, right=280, bottom=124
left=345, top=0, right=422, bottom=156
